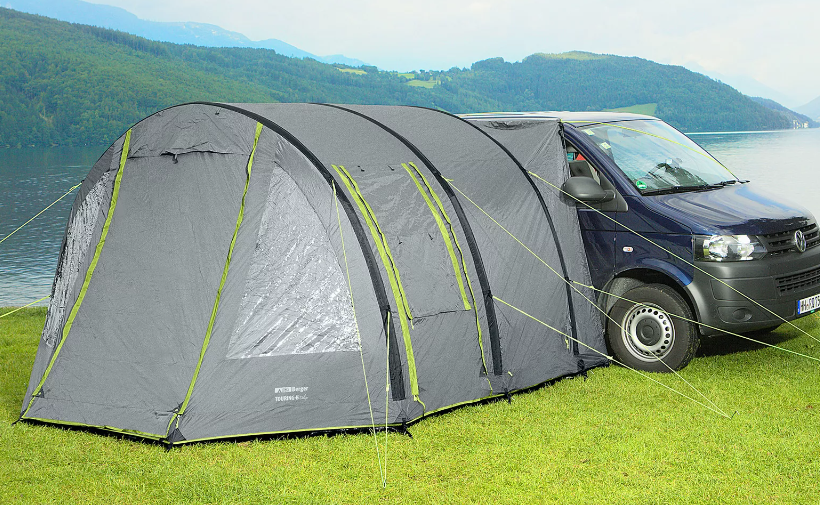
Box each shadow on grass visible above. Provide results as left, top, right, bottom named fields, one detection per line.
left=697, top=327, right=798, bottom=358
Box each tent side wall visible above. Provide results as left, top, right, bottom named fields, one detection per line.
left=23, top=141, right=121, bottom=414
left=338, top=105, right=599, bottom=391
left=475, top=120, right=606, bottom=363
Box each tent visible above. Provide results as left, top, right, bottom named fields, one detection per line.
left=20, top=103, right=607, bottom=444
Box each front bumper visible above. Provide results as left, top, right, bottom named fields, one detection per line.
left=686, top=244, right=820, bottom=336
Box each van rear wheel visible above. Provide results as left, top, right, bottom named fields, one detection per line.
left=606, top=284, right=699, bottom=372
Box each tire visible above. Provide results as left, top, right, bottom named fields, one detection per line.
left=606, top=283, right=699, bottom=372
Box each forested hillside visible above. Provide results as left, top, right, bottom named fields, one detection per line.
left=0, top=8, right=797, bottom=147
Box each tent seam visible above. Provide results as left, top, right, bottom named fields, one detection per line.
left=164, top=122, right=262, bottom=443
left=315, top=103, right=503, bottom=377
left=423, top=108, right=582, bottom=355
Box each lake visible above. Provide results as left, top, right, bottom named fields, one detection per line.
left=2, top=128, right=820, bottom=307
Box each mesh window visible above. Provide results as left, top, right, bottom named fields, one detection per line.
left=226, top=167, right=358, bottom=358
left=42, top=172, right=112, bottom=348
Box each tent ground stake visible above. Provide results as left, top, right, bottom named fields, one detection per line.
left=400, top=419, right=413, bottom=438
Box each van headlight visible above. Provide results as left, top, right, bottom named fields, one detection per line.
left=695, top=235, right=767, bottom=261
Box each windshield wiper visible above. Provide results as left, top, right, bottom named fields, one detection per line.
left=641, top=183, right=724, bottom=195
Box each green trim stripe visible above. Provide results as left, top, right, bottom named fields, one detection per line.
left=337, top=165, right=413, bottom=322
left=24, top=416, right=166, bottom=441
left=407, top=162, right=488, bottom=375
left=403, top=163, right=471, bottom=310
left=23, top=129, right=132, bottom=418
left=332, top=165, right=420, bottom=402
left=166, top=122, right=263, bottom=438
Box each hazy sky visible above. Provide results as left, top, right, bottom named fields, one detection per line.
left=87, top=0, right=818, bottom=106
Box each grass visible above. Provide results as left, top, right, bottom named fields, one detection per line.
left=2, top=307, right=819, bottom=503
left=336, top=68, right=367, bottom=75
left=604, top=103, right=659, bottom=116
left=405, top=79, right=438, bottom=89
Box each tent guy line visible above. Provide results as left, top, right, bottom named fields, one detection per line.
left=12, top=103, right=813, bottom=445
left=527, top=170, right=820, bottom=346
left=492, top=295, right=732, bottom=418
left=334, top=182, right=386, bottom=487
left=0, top=296, right=51, bottom=318
left=449, top=181, right=729, bottom=417
left=0, top=182, right=81, bottom=246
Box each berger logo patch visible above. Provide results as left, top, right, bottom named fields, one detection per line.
left=275, top=386, right=309, bottom=401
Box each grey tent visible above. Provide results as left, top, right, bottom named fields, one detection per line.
left=20, top=103, right=607, bottom=444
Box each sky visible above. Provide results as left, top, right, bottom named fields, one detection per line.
left=86, top=0, right=818, bottom=107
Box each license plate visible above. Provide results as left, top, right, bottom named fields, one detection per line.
left=797, top=293, right=820, bottom=315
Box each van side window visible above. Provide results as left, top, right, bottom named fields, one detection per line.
left=567, top=143, right=601, bottom=184
left=569, top=160, right=601, bottom=185
left=565, top=141, right=628, bottom=212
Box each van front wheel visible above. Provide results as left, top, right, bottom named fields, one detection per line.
left=606, top=284, right=699, bottom=372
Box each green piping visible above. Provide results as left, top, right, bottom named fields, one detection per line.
left=22, top=129, right=132, bottom=418
left=402, top=163, right=471, bottom=310
left=21, top=416, right=165, bottom=441
left=174, top=423, right=407, bottom=445
left=165, top=122, right=263, bottom=438
left=408, top=162, right=488, bottom=376
left=337, top=165, right=413, bottom=322
left=332, top=165, right=420, bottom=402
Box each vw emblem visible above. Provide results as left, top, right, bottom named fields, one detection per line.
left=794, top=229, right=807, bottom=253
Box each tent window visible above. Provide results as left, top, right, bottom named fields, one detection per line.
left=226, top=167, right=358, bottom=359
left=42, top=172, right=112, bottom=348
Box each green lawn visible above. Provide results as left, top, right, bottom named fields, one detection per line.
left=336, top=68, right=367, bottom=75
left=406, top=79, right=438, bottom=88
left=2, top=307, right=819, bottom=504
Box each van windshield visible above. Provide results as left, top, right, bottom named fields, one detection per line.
left=577, top=120, right=738, bottom=194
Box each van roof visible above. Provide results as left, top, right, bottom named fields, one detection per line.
left=459, top=111, right=660, bottom=127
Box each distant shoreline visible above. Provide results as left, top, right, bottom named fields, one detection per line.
left=688, top=128, right=816, bottom=135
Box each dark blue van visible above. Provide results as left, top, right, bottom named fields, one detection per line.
left=463, top=112, right=820, bottom=371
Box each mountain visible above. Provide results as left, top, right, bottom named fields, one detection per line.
left=748, top=97, right=817, bottom=128
left=0, top=9, right=804, bottom=148
left=2, top=0, right=367, bottom=66
left=797, top=96, right=820, bottom=121
left=451, top=53, right=793, bottom=133
left=683, top=61, right=799, bottom=109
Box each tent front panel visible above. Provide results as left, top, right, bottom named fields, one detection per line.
left=23, top=109, right=259, bottom=436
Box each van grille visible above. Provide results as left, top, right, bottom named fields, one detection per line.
left=776, top=265, right=820, bottom=294
left=761, top=222, right=820, bottom=257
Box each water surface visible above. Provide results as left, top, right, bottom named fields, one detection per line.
left=1, top=128, right=819, bottom=306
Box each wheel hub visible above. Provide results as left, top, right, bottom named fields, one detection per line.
left=621, top=304, right=675, bottom=361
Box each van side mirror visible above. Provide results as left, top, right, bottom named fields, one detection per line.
left=562, top=176, right=616, bottom=203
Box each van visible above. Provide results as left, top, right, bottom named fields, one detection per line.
left=463, top=112, right=820, bottom=371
